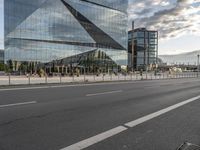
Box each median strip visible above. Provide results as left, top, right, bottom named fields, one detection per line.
left=0, top=101, right=37, bottom=108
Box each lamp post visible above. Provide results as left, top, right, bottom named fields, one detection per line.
left=198, top=54, right=200, bottom=78
left=131, top=21, right=135, bottom=72
left=145, top=43, right=148, bottom=79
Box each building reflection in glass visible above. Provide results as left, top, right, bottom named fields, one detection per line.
left=4, top=0, right=128, bottom=73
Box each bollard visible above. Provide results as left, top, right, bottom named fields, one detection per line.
left=93, top=74, right=95, bottom=81
left=28, top=74, right=30, bottom=85
left=72, top=75, right=75, bottom=82
left=131, top=73, right=133, bottom=80
left=45, top=75, right=47, bottom=84
left=8, top=73, right=11, bottom=85
left=84, top=68, right=86, bottom=82
left=60, top=74, right=62, bottom=84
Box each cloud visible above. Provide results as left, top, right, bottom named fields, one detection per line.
left=128, top=0, right=200, bottom=40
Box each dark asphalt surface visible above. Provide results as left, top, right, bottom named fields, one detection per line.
left=0, top=78, right=200, bottom=150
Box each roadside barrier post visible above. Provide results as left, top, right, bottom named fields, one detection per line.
left=146, top=72, right=147, bottom=80
left=45, top=75, right=47, bottom=84
left=93, top=74, right=95, bottom=82
left=84, top=67, right=86, bottom=82
left=28, top=74, right=30, bottom=85
left=8, top=73, right=11, bottom=85
left=131, top=73, right=133, bottom=80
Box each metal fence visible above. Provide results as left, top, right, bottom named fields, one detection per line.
left=0, top=72, right=199, bottom=86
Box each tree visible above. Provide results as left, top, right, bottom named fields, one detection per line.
left=7, top=60, right=13, bottom=72
left=0, top=63, right=4, bottom=71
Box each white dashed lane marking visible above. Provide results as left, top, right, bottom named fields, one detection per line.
left=0, top=101, right=37, bottom=108
left=60, top=95, right=200, bottom=150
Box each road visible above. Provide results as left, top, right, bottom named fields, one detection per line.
left=0, top=78, right=200, bottom=150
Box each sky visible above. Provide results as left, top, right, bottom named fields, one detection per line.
left=0, top=0, right=3, bottom=50
left=0, top=0, right=200, bottom=55
left=128, top=0, right=200, bottom=55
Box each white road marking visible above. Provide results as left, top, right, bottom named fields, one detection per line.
left=60, top=126, right=127, bottom=150
left=0, top=86, right=50, bottom=91
left=144, top=85, right=161, bottom=89
left=86, top=90, right=123, bottom=97
left=0, top=82, right=135, bottom=92
left=125, top=95, right=200, bottom=127
left=0, top=101, right=37, bottom=108
left=60, top=95, right=200, bottom=150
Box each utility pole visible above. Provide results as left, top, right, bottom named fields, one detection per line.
left=198, top=54, right=200, bottom=78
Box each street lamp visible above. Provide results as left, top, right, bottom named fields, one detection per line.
left=145, top=43, right=148, bottom=79
left=197, top=54, right=200, bottom=78
left=131, top=21, right=135, bottom=72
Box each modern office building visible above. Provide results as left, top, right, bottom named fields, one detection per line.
left=128, top=28, right=158, bottom=71
left=0, top=49, right=4, bottom=63
left=4, top=0, right=128, bottom=73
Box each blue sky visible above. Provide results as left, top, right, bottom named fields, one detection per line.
left=0, top=0, right=200, bottom=55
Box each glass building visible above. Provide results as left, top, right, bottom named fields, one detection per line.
left=128, top=28, right=158, bottom=71
left=4, top=0, right=128, bottom=73
left=0, top=49, right=4, bottom=63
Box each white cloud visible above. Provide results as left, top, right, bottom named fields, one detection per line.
left=128, top=0, right=200, bottom=40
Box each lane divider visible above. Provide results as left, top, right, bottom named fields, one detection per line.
left=125, top=95, right=200, bottom=127
left=86, top=90, right=123, bottom=97
left=0, top=101, right=37, bottom=108
left=60, top=95, right=200, bottom=150
left=0, top=82, right=136, bottom=92
left=60, top=126, right=127, bottom=150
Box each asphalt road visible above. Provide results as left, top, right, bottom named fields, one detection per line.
left=0, top=78, right=200, bottom=150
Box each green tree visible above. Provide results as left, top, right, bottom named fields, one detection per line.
left=7, top=60, right=13, bottom=72
left=0, top=63, right=4, bottom=71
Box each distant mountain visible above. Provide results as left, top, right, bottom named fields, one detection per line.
left=159, top=50, right=200, bottom=65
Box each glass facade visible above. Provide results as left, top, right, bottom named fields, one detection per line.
left=4, top=0, right=128, bottom=72
left=0, top=50, right=4, bottom=63
left=128, top=28, right=158, bottom=70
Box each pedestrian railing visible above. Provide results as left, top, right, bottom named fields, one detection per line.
left=0, top=72, right=199, bottom=86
